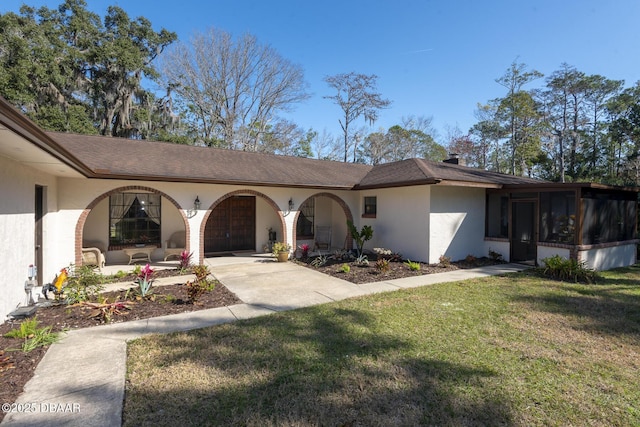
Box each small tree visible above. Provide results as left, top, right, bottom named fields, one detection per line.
left=347, top=220, right=373, bottom=257
left=324, top=72, right=391, bottom=162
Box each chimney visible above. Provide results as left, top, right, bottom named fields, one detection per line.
left=443, top=153, right=461, bottom=165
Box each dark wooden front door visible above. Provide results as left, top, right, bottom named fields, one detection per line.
left=204, top=196, right=256, bottom=254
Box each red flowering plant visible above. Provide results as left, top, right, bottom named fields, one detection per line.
left=298, top=243, right=310, bottom=259
left=136, top=263, right=155, bottom=297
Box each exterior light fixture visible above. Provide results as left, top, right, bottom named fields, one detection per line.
left=186, top=196, right=201, bottom=218
left=288, top=198, right=294, bottom=211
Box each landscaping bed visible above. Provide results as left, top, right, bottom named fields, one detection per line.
left=296, top=253, right=502, bottom=284
left=1, top=254, right=503, bottom=421
left=0, top=268, right=241, bottom=421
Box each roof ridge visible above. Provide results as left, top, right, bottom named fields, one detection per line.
left=411, top=158, right=438, bottom=179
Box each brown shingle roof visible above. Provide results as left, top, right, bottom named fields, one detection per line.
left=46, top=132, right=545, bottom=189
left=47, top=132, right=373, bottom=189
left=355, top=158, right=544, bottom=189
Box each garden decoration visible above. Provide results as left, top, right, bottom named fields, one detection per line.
left=42, top=268, right=68, bottom=301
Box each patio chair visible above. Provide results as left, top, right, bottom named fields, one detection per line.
left=81, top=241, right=106, bottom=270
left=314, top=226, right=332, bottom=253
left=164, top=230, right=186, bottom=261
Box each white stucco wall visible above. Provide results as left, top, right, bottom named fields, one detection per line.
left=429, top=185, right=487, bottom=264
left=0, top=154, right=59, bottom=323
left=536, top=245, right=571, bottom=266
left=485, top=240, right=510, bottom=263
left=56, top=178, right=358, bottom=261
left=358, top=186, right=431, bottom=262
left=580, top=244, right=637, bottom=271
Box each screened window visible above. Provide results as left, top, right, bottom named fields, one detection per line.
left=109, top=193, right=161, bottom=248
left=486, top=193, right=508, bottom=238
left=581, top=190, right=636, bottom=244
left=539, top=191, right=576, bottom=244
left=296, top=198, right=315, bottom=238
left=363, top=196, right=377, bottom=217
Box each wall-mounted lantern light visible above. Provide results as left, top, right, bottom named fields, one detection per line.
left=186, top=196, right=201, bottom=218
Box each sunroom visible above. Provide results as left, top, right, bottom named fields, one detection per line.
left=485, top=184, right=638, bottom=270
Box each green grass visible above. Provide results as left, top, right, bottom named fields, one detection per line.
left=124, top=266, right=640, bottom=426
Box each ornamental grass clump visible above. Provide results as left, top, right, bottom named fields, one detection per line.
left=404, top=259, right=421, bottom=271
left=4, top=318, right=60, bottom=353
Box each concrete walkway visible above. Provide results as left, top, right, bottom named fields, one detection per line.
left=1, top=257, right=527, bottom=426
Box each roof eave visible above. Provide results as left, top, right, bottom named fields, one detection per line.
left=0, top=98, right=94, bottom=176
left=435, top=179, right=503, bottom=189
left=353, top=178, right=441, bottom=190
left=501, top=182, right=640, bottom=192
left=91, top=172, right=359, bottom=190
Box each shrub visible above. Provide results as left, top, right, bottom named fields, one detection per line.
left=192, top=264, right=211, bottom=281
left=347, top=220, right=373, bottom=257
left=136, top=263, right=154, bottom=298
left=272, top=241, right=291, bottom=255
left=185, top=278, right=215, bottom=304
left=298, top=244, right=310, bottom=259
left=374, top=247, right=402, bottom=262
left=310, top=255, right=328, bottom=268
left=465, top=254, right=477, bottom=264
left=405, top=259, right=421, bottom=271
left=179, top=250, right=193, bottom=272
left=339, top=263, right=351, bottom=273
left=186, top=264, right=215, bottom=304
left=439, top=255, right=451, bottom=267
left=64, top=265, right=105, bottom=304
left=355, top=254, right=369, bottom=265
left=4, top=318, right=61, bottom=353
left=488, top=248, right=504, bottom=262
left=331, top=249, right=353, bottom=261
left=375, top=258, right=390, bottom=273
left=541, top=255, right=599, bottom=284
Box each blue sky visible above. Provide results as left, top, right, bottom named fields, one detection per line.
left=3, top=0, right=640, bottom=143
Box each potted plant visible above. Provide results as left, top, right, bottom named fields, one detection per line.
left=272, top=241, right=291, bottom=262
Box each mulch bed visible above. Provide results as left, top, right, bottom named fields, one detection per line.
left=295, top=255, right=501, bottom=284
left=0, top=270, right=241, bottom=421
left=1, top=256, right=503, bottom=421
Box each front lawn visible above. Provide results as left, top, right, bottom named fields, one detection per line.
left=124, top=266, right=640, bottom=426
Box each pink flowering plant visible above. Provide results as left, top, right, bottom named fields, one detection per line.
left=298, top=243, right=310, bottom=259
left=136, top=263, right=155, bottom=297
left=178, top=250, right=193, bottom=273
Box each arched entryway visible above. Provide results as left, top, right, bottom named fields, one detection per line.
left=201, top=190, right=284, bottom=258
left=293, top=192, right=354, bottom=253
left=74, top=185, right=189, bottom=266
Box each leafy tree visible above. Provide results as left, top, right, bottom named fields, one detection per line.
left=582, top=75, right=623, bottom=179
left=608, top=83, right=640, bottom=185
left=494, top=61, right=544, bottom=176
left=470, top=103, right=506, bottom=171
left=160, top=28, right=310, bottom=151
left=0, top=0, right=177, bottom=137
left=324, top=72, right=391, bottom=162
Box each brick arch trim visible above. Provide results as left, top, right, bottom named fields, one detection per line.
left=292, top=192, right=354, bottom=252
left=199, top=189, right=285, bottom=264
left=74, top=185, right=189, bottom=266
